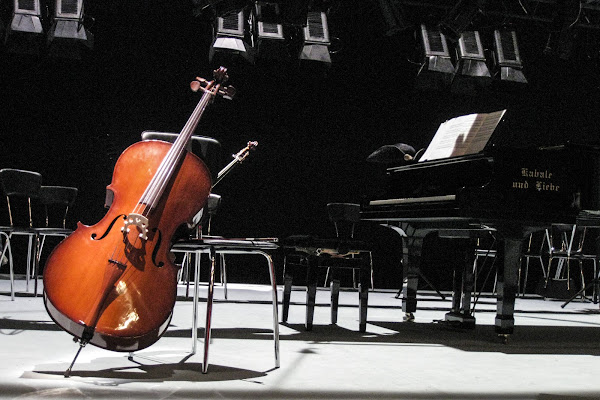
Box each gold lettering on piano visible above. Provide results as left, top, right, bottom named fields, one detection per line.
left=513, top=167, right=560, bottom=192
left=512, top=181, right=529, bottom=189
left=521, top=168, right=553, bottom=179
left=535, top=181, right=560, bottom=192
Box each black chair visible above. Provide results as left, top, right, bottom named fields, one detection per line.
left=471, top=230, right=498, bottom=304
left=0, top=168, right=43, bottom=300
left=281, top=203, right=373, bottom=332
left=178, top=193, right=228, bottom=298
left=141, top=131, right=222, bottom=182
left=539, top=224, right=599, bottom=305
left=172, top=237, right=281, bottom=374
left=519, top=230, right=549, bottom=296
left=33, top=185, right=78, bottom=296
left=140, top=131, right=225, bottom=294
left=140, top=131, right=279, bottom=374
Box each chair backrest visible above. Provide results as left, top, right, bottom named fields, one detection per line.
left=547, top=224, right=589, bottom=256
left=38, top=185, right=78, bottom=229
left=327, top=203, right=360, bottom=239
left=191, top=193, right=222, bottom=237
left=0, top=168, right=43, bottom=228
left=141, top=131, right=222, bottom=182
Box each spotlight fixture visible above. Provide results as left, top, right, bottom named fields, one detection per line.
left=451, top=30, right=491, bottom=94
left=47, top=0, right=94, bottom=59
left=493, top=28, right=527, bottom=84
left=254, top=2, right=287, bottom=61
left=414, top=24, right=454, bottom=91
left=5, top=0, right=44, bottom=55
left=209, top=8, right=254, bottom=65
left=439, top=0, right=484, bottom=42
left=9, top=0, right=42, bottom=33
left=298, top=10, right=331, bottom=66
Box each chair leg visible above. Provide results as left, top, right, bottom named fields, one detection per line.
left=220, top=254, right=227, bottom=300
left=26, top=235, right=33, bottom=292
left=282, top=274, right=292, bottom=322
left=191, top=251, right=201, bottom=355
left=358, top=270, right=369, bottom=333
left=202, top=246, right=216, bottom=374
left=330, top=279, right=340, bottom=325
left=33, top=235, right=41, bottom=297
left=1, top=234, right=14, bottom=301
left=323, top=267, right=330, bottom=288
left=305, top=262, right=317, bottom=331
left=264, top=252, right=280, bottom=369
left=182, top=253, right=191, bottom=298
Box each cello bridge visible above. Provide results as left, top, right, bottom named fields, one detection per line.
left=121, top=213, right=149, bottom=240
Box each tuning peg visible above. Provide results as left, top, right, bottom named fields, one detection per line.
left=190, top=77, right=208, bottom=92
left=213, top=67, right=229, bottom=84
left=218, top=85, right=236, bottom=100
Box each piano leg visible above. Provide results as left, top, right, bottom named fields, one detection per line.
left=445, top=239, right=476, bottom=328
left=495, top=236, right=524, bottom=337
left=399, top=227, right=433, bottom=318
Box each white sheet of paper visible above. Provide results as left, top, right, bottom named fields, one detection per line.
left=419, top=110, right=506, bottom=162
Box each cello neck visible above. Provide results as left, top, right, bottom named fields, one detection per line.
left=139, top=68, right=231, bottom=212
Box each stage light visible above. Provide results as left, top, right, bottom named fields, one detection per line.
left=493, top=28, right=527, bottom=84
left=414, top=24, right=454, bottom=91
left=254, top=2, right=287, bottom=62
left=439, top=0, right=484, bottom=42
left=298, top=10, right=331, bottom=66
left=47, top=0, right=94, bottom=59
left=5, top=0, right=44, bottom=55
left=209, top=8, right=254, bottom=66
left=451, top=30, right=491, bottom=94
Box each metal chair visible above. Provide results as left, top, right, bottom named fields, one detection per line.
left=140, top=131, right=279, bottom=374
left=0, top=168, right=42, bottom=300
left=140, top=131, right=227, bottom=297
left=541, top=224, right=599, bottom=304
left=178, top=193, right=229, bottom=298
left=32, top=185, right=78, bottom=296
left=171, top=237, right=280, bottom=374
left=281, top=203, right=373, bottom=332
left=519, top=230, right=549, bottom=296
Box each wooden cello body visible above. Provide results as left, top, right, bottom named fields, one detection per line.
left=43, top=69, right=231, bottom=352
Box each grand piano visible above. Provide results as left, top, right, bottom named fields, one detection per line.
left=361, top=141, right=600, bottom=337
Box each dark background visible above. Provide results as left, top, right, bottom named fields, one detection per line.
left=2, top=0, right=600, bottom=289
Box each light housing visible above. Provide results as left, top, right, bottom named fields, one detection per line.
left=451, top=30, right=491, bottom=94
left=5, top=0, right=44, bottom=55
left=10, top=0, right=43, bottom=34
left=254, top=2, right=287, bottom=61
left=493, top=28, right=527, bottom=84
left=47, top=0, right=94, bottom=59
left=210, top=8, right=254, bottom=65
left=414, top=24, right=454, bottom=91
left=299, top=10, right=331, bottom=66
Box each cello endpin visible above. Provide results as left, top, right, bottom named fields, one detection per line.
left=64, top=338, right=88, bottom=378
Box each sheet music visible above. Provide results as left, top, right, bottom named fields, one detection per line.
left=419, top=110, right=506, bottom=161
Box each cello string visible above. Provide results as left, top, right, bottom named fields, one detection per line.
left=141, top=90, right=213, bottom=212
left=115, top=84, right=216, bottom=285
left=139, top=82, right=215, bottom=213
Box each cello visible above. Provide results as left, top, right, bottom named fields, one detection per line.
left=43, top=68, right=234, bottom=374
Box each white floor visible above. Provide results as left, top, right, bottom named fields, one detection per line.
left=1, top=276, right=600, bottom=399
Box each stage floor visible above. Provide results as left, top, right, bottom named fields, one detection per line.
left=1, top=276, right=600, bottom=399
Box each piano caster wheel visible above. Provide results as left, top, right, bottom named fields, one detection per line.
left=403, top=312, right=415, bottom=322
left=497, top=334, right=510, bottom=344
